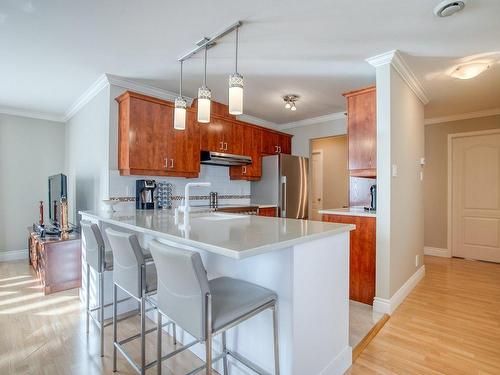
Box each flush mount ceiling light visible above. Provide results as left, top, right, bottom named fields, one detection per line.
left=283, top=95, right=299, bottom=111
left=450, top=62, right=491, bottom=79
left=434, top=0, right=465, bottom=17
left=228, top=26, right=244, bottom=115
left=173, top=61, right=187, bottom=130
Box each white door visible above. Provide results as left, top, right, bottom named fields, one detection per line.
left=311, top=150, right=323, bottom=220
left=452, top=132, right=500, bottom=262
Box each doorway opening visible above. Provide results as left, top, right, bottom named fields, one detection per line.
left=309, top=135, right=349, bottom=220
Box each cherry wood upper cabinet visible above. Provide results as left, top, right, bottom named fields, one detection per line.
left=261, top=129, right=292, bottom=155
left=343, top=86, right=376, bottom=178
left=230, top=122, right=262, bottom=180
left=199, top=117, right=234, bottom=153
left=116, top=91, right=199, bottom=177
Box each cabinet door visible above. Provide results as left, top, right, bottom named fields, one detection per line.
left=230, top=125, right=262, bottom=179
left=279, top=134, right=292, bottom=154
left=168, top=109, right=200, bottom=174
left=247, top=127, right=262, bottom=177
left=200, top=117, right=233, bottom=153
left=347, top=89, right=376, bottom=171
left=128, top=97, right=169, bottom=172
left=261, top=130, right=279, bottom=155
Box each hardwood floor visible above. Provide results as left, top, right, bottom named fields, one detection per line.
left=0, top=261, right=207, bottom=375
left=1, top=256, right=499, bottom=374
left=348, top=256, right=500, bottom=375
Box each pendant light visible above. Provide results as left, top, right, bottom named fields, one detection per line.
left=197, top=45, right=211, bottom=123
left=174, top=61, right=187, bottom=130
left=228, top=26, right=243, bottom=115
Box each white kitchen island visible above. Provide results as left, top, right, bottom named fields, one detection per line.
left=80, top=209, right=355, bottom=375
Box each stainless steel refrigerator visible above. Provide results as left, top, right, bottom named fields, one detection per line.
left=251, top=154, right=309, bottom=219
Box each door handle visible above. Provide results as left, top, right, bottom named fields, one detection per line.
left=170, top=159, right=174, bottom=168
left=281, top=176, right=287, bottom=217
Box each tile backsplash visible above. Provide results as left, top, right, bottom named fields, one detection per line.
left=108, top=165, right=251, bottom=210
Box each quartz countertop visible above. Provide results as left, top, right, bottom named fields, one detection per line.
left=80, top=209, right=354, bottom=259
left=319, top=207, right=377, bottom=218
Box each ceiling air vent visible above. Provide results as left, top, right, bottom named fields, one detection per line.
left=434, top=1, right=465, bottom=17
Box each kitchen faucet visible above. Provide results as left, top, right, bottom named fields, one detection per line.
left=178, top=182, right=211, bottom=214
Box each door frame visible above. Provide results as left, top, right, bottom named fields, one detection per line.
left=310, top=149, right=324, bottom=220
left=447, top=128, right=500, bottom=257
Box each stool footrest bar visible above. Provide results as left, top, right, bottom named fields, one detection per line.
left=227, top=350, right=271, bottom=375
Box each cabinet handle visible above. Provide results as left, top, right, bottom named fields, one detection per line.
left=220, top=141, right=224, bottom=150
left=164, top=157, right=169, bottom=169
left=224, top=142, right=228, bottom=151
left=242, top=166, right=247, bottom=174
left=275, top=145, right=278, bottom=153
left=170, top=159, right=174, bottom=168
left=278, top=146, right=282, bottom=153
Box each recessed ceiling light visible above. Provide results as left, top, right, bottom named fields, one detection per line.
left=450, top=62, right=490, bottom=80
left=434, top=1, right=465, bottom=17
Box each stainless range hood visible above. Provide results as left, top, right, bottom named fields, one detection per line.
left=200, top=151, right=252, bottom=166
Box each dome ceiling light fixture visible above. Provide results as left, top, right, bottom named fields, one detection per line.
left=434, top=1, right=466, bottom=17
left=450, top=62, right=491, bottom=80
left=283, top=95, right=299, bottom=111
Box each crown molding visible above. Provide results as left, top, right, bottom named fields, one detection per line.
left=236, top=114, right=277, bottom=130
left=0, top=105, right=64, bottom=122
left=64, top=74, right=110, bottom=122
left=106, top=74, right=192, bottom=105
left=278, top=111, right=346, bottom=130
left=424, top=107, right=500, bottom=125
left=366, top=50, right=430, bottom=105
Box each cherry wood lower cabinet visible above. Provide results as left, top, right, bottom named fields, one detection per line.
left=322, top=214, right=376, bottom=305
left=258, top=207, right=278, bottom=217
left=28, top=231, right=82, bottom=295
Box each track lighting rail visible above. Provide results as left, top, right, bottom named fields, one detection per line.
left=177, top=21, right=242, bottom=62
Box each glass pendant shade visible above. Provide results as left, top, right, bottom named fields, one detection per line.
left=285, top=102, right=291, bottom=109
left=174, top=97, right=187, bottom=130
left=197, top=86, right=211, bottom=123
left=228, top=73, right=244, bottom=115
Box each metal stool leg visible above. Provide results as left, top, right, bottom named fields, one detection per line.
left=113, top=283, right=118, bottom=372
left=85, top=264, right=90, bottom=334
left=222, top=331, right=228, bottom=375
left=172, top=322, right=177, bottom=345
left=157, top=311, right=162, bottom=375
left=99, top=272, right=105, bottom=357
left=272, top=302, right=280, bottom=375
left=205, top=293, right=212, bottom=375
left=140, top=296, right=146, bottom=375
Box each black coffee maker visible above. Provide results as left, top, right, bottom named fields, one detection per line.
left=136, top=180, right=156, bottom=209
left=364, top=184, right=376, bottom=211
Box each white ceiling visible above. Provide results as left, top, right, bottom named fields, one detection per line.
left=1, top=0, right=499, bottom=124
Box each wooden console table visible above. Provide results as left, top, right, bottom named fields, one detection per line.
left=28, top=229, right=81, bottom=295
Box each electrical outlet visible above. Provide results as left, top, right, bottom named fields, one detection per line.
left=415, top=254, right=420, bottom=267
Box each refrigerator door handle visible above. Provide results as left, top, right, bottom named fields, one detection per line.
left=281, top=176, right=287, bottom=217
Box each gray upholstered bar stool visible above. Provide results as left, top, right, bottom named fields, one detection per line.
left=81, top=220, right=118, bottom=357
left=105, top=228, right=176, bottom=375
left=149, top=240, right=280, bottom=375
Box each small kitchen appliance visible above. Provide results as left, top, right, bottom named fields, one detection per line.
left=136, top=180, right=157, bottom=209
left=364, top=184, right=376, bottom=211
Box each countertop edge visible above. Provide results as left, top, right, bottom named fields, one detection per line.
left=319, top=209, right=377, bottom=218
left=80, top=211, right=355, bottom=259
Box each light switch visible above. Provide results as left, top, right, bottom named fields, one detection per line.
left=420, top=171, right=424, bottom=181
left=392, top=164, right=398, bottom=177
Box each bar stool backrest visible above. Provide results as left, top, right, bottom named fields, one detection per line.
left=149, top=240, right=210, bottom=341
left=105, top=228, right=145, bottom=299
left=81, top=220, right=105, bottom=272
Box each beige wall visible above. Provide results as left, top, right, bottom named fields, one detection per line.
left=375, top=64, right=425, bottom=300
left=311, top=136, right=349, bottom=213
left=0, top=114, right=65, bottom=253
left=424, top=114, right=500, bottom=249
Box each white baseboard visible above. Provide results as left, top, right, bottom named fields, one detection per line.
left=373, top=265, right=426, bottom=315
left=319, top=345, right=352, bottom=375
left=0, top=249, right=29, bottom=262
left=424, top=246, right=451, bottom=258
